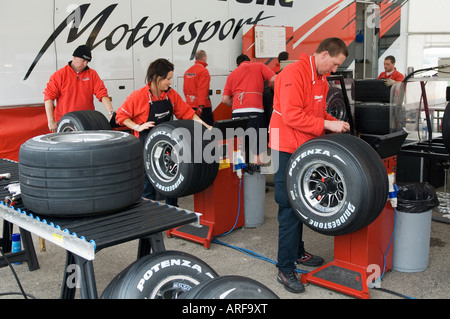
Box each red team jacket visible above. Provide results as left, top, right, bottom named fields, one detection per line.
left=269, top=53, right=337, bottom=154
left=43, top=63, right=109, bottom=121
left=183, top=61, right=212, bottom=109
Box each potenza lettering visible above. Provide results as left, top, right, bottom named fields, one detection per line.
left=24, top=2, right=276, bottom=80
left=288, top=149, right=331, bottom=177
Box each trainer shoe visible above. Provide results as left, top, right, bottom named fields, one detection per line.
left=296, top=252, right=324, bottom=267
left=277, top=270, right=305, bottom=293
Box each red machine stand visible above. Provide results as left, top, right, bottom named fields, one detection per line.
left=301, top=156, right=397, bottom=299
left=167, top=137, right=245, bottom=249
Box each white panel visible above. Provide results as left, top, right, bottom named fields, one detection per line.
left=54, top=0, right=134, bottom=80
left=0, top=1, right=56, bottom=106
left=130, top=0, right=173, bottom=91
left=408, top=0, right=450, bottom=33
left=94, top=79, right=134, bottom=116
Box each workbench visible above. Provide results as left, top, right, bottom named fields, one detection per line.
left=0, top=158, right=199, bottom=299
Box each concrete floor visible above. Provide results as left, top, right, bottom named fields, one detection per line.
left=1, top=173, right=449, bottom=301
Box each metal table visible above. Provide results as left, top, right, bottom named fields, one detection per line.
left=0, top=159, right=199, bottom=298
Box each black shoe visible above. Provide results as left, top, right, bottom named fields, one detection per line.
left=296, top=252, right=324, bottom=267
left=277, top=270, right=305, bottom=293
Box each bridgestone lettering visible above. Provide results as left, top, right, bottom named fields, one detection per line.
left=155, top=174, right=185, bottom=192
left=307, top=202, right=356, bottom=230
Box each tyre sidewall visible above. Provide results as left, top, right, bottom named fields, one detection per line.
left=102, top=251, right=219, bottom=299
left=144, top=124, right=194, bottom=197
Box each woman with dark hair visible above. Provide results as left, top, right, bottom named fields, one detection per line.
left=115, top=58, right=210, bottom=205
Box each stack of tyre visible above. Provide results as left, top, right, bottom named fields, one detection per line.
left=19, top=129, right=144, bottom=217
left=353, top=79, right=404, bottom=135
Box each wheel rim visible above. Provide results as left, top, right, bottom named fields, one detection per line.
left=298, top=161, right=346, bottom=217
left=150, top=140, right=179, bottom=182
left=149, top=275, right=200, bottom=299
left=326, top=98, right=347, bottom=121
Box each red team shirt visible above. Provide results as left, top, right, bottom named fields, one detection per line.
left=43, top=63, right=109, bottom=121
left=223, top=61, right=275, bottom=112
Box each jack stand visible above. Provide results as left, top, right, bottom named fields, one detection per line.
left=301, top=156, right=397, bottom=299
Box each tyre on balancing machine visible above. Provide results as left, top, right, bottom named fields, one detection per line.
left=285, top=133, right=388, bottom=236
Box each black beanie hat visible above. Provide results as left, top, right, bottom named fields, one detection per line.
left=73, top=45, right=92, bottom=61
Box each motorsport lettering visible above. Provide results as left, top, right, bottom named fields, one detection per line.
left=24, top=3, right=277, bottom=80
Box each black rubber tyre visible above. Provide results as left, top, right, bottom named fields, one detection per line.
left=19, top=131, right=144, bottom=217
left=181, top=275, right=279, bottom=299
left=355, top=103, right=405, bottom=135
left=354, top=103, right=390, bottom=135
left=100, top=251, right=219, bottom=299
left=144, top=120, right=219, bottom=198
left=286, top=133, right=388, bottom=236
left=442, top=102, right=450, bottom=153
left=354, top=79, right=391, bottom=103
left=57, top=110, right=111, bottom=132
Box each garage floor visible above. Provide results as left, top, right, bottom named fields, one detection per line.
left=0, top=174, right=449, bottom=300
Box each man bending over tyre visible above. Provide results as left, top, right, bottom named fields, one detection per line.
left=268, top=38, right=350, bottom=293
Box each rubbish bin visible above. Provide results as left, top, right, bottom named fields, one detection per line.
left=393, top=183, right=440, bottom=272
left=244, top=167, right=266, bottom=228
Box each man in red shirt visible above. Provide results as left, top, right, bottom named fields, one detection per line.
left=222, top=54, right=276, bottom=164
left=43, top=45, right=114, bottom=132
left=183, top=50, right=214, bottom=126
left=269, top=38, right=350, bottom=293
left=272, top=51, right=289, bottom=74
left=378, top=55, right=404, bottom=85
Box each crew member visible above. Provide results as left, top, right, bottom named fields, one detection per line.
left=183, top=50, right=214, bottom=126
left=222, top=54, right=276, bottom=165
left=115, top=58, right=211, bottom=206
left=269, top=38, right=350, bottom=293
left=43, top=45, right=114, bottom=132
left=272, top=51, right=289, bottom=73
left=378, top=55, right=404, bottom=85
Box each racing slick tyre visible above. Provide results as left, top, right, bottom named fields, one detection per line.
left=286, top=133, right=388, bottom=236
left=354, top=79, right=391, bottom=103
left=442, top=102, right=450, bottom=153
left=100, top=251, right=219, bottom=299
left=355, top=102, right=406, bottom=135
left=144, top=120, right=219, bottom=198
left=354, top=103, right=390, bottom=135
left=19, top=131, right=144, bottom=217
left=181, top=275, right=279, bottom=299
left=57, top=110, right=112, bottom=132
